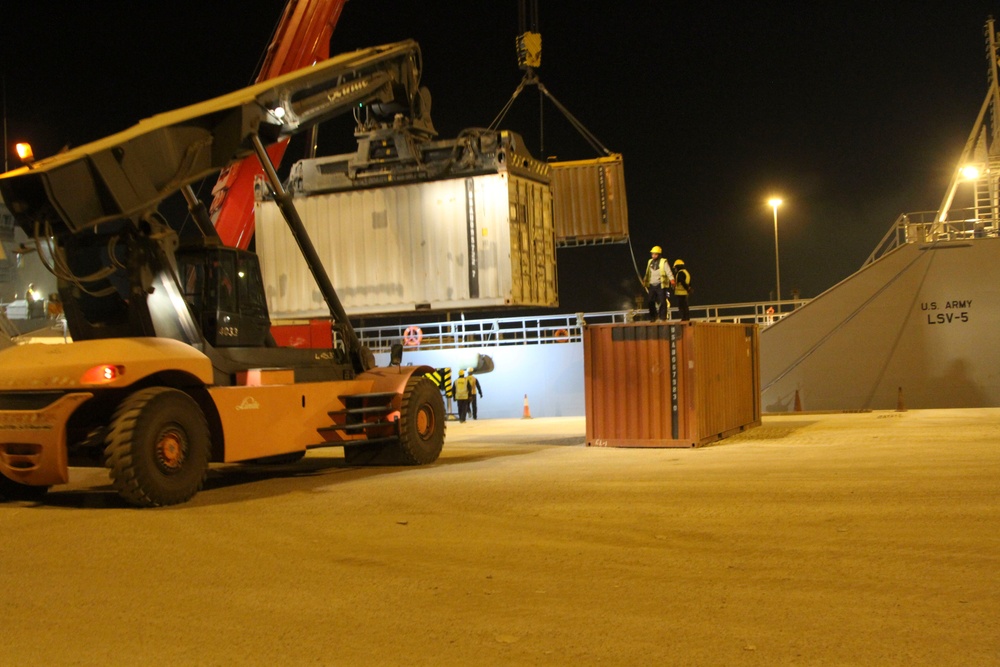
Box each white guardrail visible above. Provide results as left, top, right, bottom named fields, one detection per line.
left=351, top=301, right=809, bottom=353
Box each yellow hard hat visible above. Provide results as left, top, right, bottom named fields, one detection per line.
left=459, top=370, right=465, bottom=377
left=650, top=245, right=662, bottom=254
left=673, top=258, right=684, bottom=266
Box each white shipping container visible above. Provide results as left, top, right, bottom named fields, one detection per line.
left=256, top=172, right=557, bottom=317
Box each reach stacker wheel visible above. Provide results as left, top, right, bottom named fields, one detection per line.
left=344, top=375, right=445, bottom=466
left=104, top=387, right=210, bottom=507
left=396, top=375, right=445, bottom=465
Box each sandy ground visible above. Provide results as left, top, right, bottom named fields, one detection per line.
left=2, top=409, right=999, bottom=666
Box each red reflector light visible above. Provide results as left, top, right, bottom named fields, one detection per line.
left=80, top=364, right=124, bottom=385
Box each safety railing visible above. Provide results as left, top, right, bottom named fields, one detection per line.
left=356, top=312, right=599, bottom=352
left=690, top=300, right=809, bottom=325
left=863, top=208, right=1000, bottom=267
left=353, top=301, right=809, bottom=353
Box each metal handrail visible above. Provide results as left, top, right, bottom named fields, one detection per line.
left=351, top=301, right=810, bottom=353
left=863, top=208, right=1000, bottom=267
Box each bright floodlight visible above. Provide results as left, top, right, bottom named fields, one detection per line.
left=15, top=142, right=34, bottom=163
left=960, top=165, right=981, bottom=180
left=768, top=197, right=783, bottom=208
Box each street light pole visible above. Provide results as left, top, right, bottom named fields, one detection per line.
left=768, top=197, right=783, bottom=313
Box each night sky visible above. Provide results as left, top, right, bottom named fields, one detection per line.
left=3, top=1, right=998, bottom=315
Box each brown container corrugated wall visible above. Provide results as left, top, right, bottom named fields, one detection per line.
left=584, top=322, right=761, bottom=447
left=550, top=154, right=629, bottom=246
left=508, top=174, right=558, bottom=306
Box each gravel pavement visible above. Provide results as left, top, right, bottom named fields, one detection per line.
left=2, top=409, right=998, bottom=666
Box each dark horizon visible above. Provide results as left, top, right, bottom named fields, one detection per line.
left=3, top=1, right=997, bottom=314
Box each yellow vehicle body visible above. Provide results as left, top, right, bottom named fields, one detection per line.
left=0, top=39, right=447, bottom=506
left=0, top=392, right=91, bottom=486
left=206, top=369, right=422, bottom=462
left=0, top=337, right=436, bottom=496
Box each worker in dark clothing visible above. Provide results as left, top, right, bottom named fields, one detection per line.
left=642, top=246, right=674, bottom=321
left=467, top=371, right=484, bottom=419
left=673, top=258, right=692, bottom=321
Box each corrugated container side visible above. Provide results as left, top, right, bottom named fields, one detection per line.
left=691, top=323, right=761, bottom=441
left=256, top=173, right=557, bottom=317
left=584, top=321, right=760, bottom=447
left=509, top=176, right=558, bottom=306
left=550, top=154, right=629, bottom=246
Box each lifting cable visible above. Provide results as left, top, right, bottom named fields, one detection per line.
left=490, top=69, right=647, bottom=299
left=32, top=221, right=119, bottom=298
left=488, top=73, right=612, bottom=157
left=495, top=3, right=640, bottom=299
left=628, top=238, right=647, bottom=294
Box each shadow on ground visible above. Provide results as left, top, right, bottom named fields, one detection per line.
left=7, top=443, right=543, bottom=510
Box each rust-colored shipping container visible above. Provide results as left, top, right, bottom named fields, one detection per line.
left=550, top=154, right=629, bottom=246
left=584, top=321, right=760, bottom=447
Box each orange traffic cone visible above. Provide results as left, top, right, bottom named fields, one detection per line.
left=522, top=394, right=533, bottom=419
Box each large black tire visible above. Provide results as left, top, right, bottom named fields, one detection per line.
left=0, top=474, right=49, bottom=502
left=396, top=375, right=445, bottom=464
left=104, top=387, right=210, bottom=508
left=343, top=376, right=445, bottom=466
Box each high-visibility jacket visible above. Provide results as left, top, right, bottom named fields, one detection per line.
left=455, top=377, right=470, bottom=400
left=674, top=267, right=691, bottom=296
left=644, top=257, right=674, bottom=288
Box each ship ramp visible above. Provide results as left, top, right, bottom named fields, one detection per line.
left=761, top=230, right=1000, bottom=411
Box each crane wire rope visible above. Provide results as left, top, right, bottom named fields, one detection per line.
left=494, top=7, right=638, bottom=302
left=30, top=221, right=116, bottom=297
left=488, top=73, right=611, bottom=157
left=490, top=70, right=644, bottom=303
left=628, top=238, right=647, bottom=293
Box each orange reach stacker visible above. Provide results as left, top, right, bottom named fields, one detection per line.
left=0, top=41, right=444, bottom=506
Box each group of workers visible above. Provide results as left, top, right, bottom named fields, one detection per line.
left=422, top=246, right=691, bottom=426
left=454, top=369, right=483, bottom=423
left=642, top=246, right=692, bottom=322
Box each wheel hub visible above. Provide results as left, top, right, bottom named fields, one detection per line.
left=416, top=405, right=435, bottom=440
left=155, top=429, right=187, bottom=473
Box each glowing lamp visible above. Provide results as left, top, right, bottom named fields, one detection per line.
left=15, top=142, right=34, bottom=164
left=960, top=165, right=981, bottom=180
left=80, top=364, right=124, bottom=385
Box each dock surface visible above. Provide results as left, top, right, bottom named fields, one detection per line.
left=3, top=410, right=998, bottom=665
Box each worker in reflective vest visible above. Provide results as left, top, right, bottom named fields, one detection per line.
left=673, top=258, right=692, bottom=321
left=643, top=245, right=674, bottom=321
left=455, top=370, right=471, bottom=423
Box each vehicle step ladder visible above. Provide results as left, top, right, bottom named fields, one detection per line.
left=317, top=391, right=400, bottom=446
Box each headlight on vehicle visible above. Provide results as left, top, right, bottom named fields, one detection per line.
left=80, top=364, right=125, bottom=385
